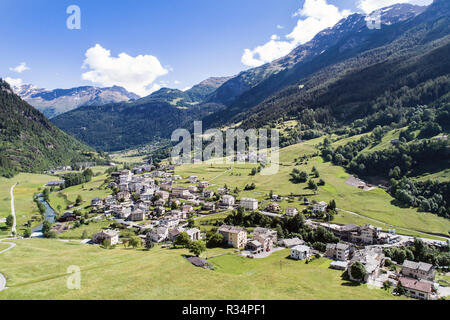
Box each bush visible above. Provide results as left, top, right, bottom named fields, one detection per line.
left=312, top=242, right=326, bottom=252
left=189, top=241, right=206, bottom=257
left=23, top=228, right=32, bottom=238
left=350, top=262, right=367, bottom=282
left=175, top=232, right=191, bottom=248
left=5, top=215, right=13, bottom=227
left=206, top=232, right=225, bottom=248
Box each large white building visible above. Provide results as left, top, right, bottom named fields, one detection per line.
left=240, top=198, right=258, bottom=211
left=92, top=230, right=119, bottom=246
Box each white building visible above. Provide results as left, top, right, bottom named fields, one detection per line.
left=149, top=227, right=169, bottom=243
left=286, top=207, right=299, bottom=217
left=92, top=230, right=119, bottom=246
left=188, top=176, right=198, bottom=183
left=186, top=228, right=201, bottom=241
left=312, top=201, right=328, bottom=213
left=160, top=217, right=180, bottom=229
left=221, top=195, right=235, bottom=207
left=336, top=243, right=350, bottom=261
left=290, top=245, right=311, bottom=260
left=240, top=198, right=258, bottom=211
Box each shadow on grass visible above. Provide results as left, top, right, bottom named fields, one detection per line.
left=341, top=281, right=361, bottom=287
left=340, top=270, right=362, bottom=287
left=390, top=199, right=411, bottom=209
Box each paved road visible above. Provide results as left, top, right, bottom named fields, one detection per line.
left=0, top=238, right=17, bottom=292
left=337, top=208, right=450, bottom=242
left=0, top=272, right=6, bottom=292
left=259, top=211, right=284, bottom=219
left=0, top=240, right=16, bottom=255
left=10, top=183, right=17, bottom=235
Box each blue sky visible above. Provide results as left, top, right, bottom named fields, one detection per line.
left=0, top=0, right=432, bottom=96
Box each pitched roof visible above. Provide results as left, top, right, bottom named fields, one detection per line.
left=280, top=237, right=304, bottom=247
left=186, top=256, right=208, bottom=267
left=218, top=225, right=246, bottom=234
left=341, top=224, right=359, bottom=232
left=336, top=243, right=350, bottom=250
left=247, top=240, right=262, bottom=247
left=402, top=260, right=433, bottom=272
left=291, top=245, right=310, bottom=252
left=399, top=277, right=432, bottom=293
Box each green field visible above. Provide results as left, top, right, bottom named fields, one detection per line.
left=0, top=242, right=10, bottom=252
left=0, top=173, right=57, bottom=232
left=175, top=139, right=450, bottom=239
left=0, top=168, right=113, bottom=236
left=110, top=149, right=147, bottom=164
left=0, top=239, right=404, bottom=300
left=57, top=219, right=113, bottom=240
left=48, top=168, right=112, bottom=216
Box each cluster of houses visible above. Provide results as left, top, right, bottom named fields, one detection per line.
left=398, top=260, right=436, bottom=300
left=213, top=219, right=439, bottom=300
left=88, top=166, right=244, bottom=247
left=82, top=164, right=443, bottom=300
left=311, top=222, right=390, bottom=245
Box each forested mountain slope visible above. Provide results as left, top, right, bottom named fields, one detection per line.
left=0, top=79, right=99, bottom=177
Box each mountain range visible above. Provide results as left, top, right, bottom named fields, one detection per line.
left=6, top=0, right=450, bottom=156
left=0, top=79, right=101, bottom=177
left=51, top=77, right=231, bottom=151
left=11, top=84, right=140, bottom=118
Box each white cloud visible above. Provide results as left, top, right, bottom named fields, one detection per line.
left=276, top=25, right=284, bottom=29
left=241, top=0, right=351, bottom=67
left=174, top=80, right=181, bottom=85
left=357, top=0, right=433, bottom=14
left=9, top=62, right=30, bottom=73
left=242, top=39, right=296, bottom=68
left=158, top=80, right=170, bottom=88
left=4, top=77, right=23, bottom=88
left=81, top=44, right=169, bottom=97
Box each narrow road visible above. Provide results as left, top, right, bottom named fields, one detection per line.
left=0, top=240, right=16, bottom=254
left=0, top=238, right=16, bottom=292
left=10, top=183, right=17, bottom=235
left=337, top=208, right=450, bottom=241
left=0, top=272, right=6, bottom=292
left=1, top=182, right=18, bottom=292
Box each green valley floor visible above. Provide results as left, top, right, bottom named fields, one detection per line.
left=0, top=239, right=405, bottom=300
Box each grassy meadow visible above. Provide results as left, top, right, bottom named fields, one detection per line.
left=0, top=173, right=57, bottom=233
left=0, top=239, right=404, bottom=300
left=175, top=138, right=450, bottom=239
left=0, top=167, right=113, bottom=236
left=57, top=219, right=113, bottom=240
left=48, top=166, right=112, bottom=216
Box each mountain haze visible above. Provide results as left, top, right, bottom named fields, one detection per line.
left=12, top=84, right=140, bottom=118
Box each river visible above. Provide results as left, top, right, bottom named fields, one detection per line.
left=31, top=194, right=57, bottom=235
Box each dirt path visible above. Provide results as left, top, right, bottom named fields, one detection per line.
left=10, top=183, right=17, bottom=235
